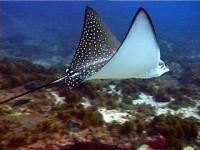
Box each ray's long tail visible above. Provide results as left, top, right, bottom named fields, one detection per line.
left=0, top=76, right=66, bottom=105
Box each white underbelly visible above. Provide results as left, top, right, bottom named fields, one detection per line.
left=87, top=9, right=161, bottom=80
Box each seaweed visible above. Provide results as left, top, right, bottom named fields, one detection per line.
left=148, top=115, right=199, bottom=149
left=168, top=95, right=196, bottom=109
left=120, top=119, right=146, bottom=135
left=78, top=82, right=101, bottom=99
left=154, top=90, right=171, bottom=102
left=0, top=58, right=57, bottom=90
left=0, top=104, right=14, bottom=115
left=56, top=106, right=104, bottom=129
left=117, top=80, right=139, bottom=96
left=7, top=132, right=28, bottom=148
left=77, top=108, right=104, bottom=129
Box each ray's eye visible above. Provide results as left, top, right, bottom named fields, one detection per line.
left=159, top=61, right=165, bottom=69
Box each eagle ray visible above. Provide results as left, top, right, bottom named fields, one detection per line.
left=0, top=7, right=169, bottom=104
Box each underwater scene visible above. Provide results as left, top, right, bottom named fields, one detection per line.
left=0, top=1, right=200, bottom=150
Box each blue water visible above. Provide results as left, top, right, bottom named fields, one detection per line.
left=1, top=1, right=200, bottom=66
left=0, top=3, right=200, bottom=149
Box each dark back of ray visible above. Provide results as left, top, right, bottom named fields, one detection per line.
left=0, top=6, right=120, bottom=104
left=65, top=7, right=120, bottom=88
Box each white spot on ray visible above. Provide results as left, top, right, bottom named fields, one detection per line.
left=65, top=6, right=120, bottom=88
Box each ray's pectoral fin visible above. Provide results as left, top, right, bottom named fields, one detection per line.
left=0, top=6, right=120, bottom=104
left=87, top=8, right=169, bottom=80
left=65, top=6, right=120, bottom=88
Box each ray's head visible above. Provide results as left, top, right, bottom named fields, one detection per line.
left=134, top=7, right=169, bottom=78
left=123, top=7, right=170, bottom=79
left=147, top=60, right=169, bottom=78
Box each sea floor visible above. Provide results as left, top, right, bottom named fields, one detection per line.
left=0, top=57, right=199, bottom=150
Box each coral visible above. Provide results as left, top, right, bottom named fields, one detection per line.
left=58, top=87, right=82, bottom=104
left=120, top=119, right=146, bottom=135
left=169, top=61, right=183, bottom=78
left=179, top=59, right=200, bottom=85
left=56, top=107, right=104, bottom=129
left=63, top=141, right=129, bottom=150
left=144, top=135, right=167, bottom=149
left=154, top=90, right=171, bottom=102
left=0, top=121, right=10, bottom=134
left=0, top=104, right=14, bottom=115
left=117, top=80, right=139, bottom=96
left=148, top=115, right=199, bottom=149
left=0, top=58, right=57, bottom=90
left=106, top=100, right=120, bottom=109
left=120, top=120, right=136, bottom=134
left=122, top=98, right=133, bottom=105
left=198, top=105, right=200, bottom=115
left=66, top=119, right=81, bottom=132
left=0, top=49, right=200, bottom=150
left=122, top=93, right=139, bottom=105
left=7, top=132, right=28, bottom=148
left=77, top=108, right=104, bottom=129
left=168, top=95, right=196, bottom=110
left=25, top=141, right=130, bottom=150
left=78, top=82, right=101, bottom=99
left=36, top=119, right=58, bottom=133
left=139, top=81, right=158, bottom=96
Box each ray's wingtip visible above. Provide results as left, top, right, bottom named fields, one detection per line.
left=85, top=6, right=95, bottom=13
left=138, top=7, right=145, bottom=11
left=134, top=7, right=154, bottom=28
left=135, top=7, right=150, bottom=17
left=85, top=6, right=92, bottom=10
left=85, top=6, right=99, bottom=18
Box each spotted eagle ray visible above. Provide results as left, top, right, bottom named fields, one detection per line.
left=0, top=7, right=169, bottom=104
